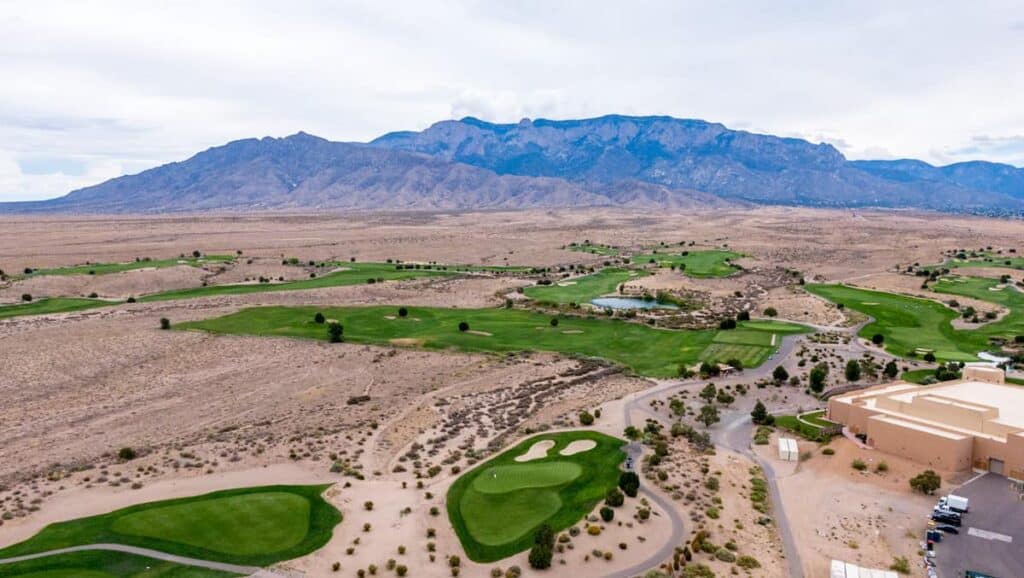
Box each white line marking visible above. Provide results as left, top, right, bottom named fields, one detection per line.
left=968, top=527, right=1013, bottom=543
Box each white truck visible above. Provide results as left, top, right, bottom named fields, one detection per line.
left=938, top=494, right=969, bottom=513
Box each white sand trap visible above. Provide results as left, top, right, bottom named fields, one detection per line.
left=326, top=318, right=339, bottom=324
left=466, top=330, right=492, bottom=336
left=562, top=330, right=584, bottom=334
left=770, top=334, right=777, bottom=346
left=515, top=440, right=555, bottom=462
left=861, top=302, right=879, bottom=305
left=990, top=286, right=1005, bottom=291
left=384, top=315, right=397, bottom=320
left=557, top=281, right=577, bottom=286
left=329, top=267, right=352, bottom=273
left=559, top=440, right=597, bottom=456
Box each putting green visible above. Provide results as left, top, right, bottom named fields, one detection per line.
left=471, top=462, right=582, bottom=494
left=523, top=268, right=643, bottom=304
left=446, top=431, right=625, bottom=562
left=0, top=485, right=341, bottom=567
left=111, top=492, right=310, bottom=555
left=178, top=306, right=808, bottom=378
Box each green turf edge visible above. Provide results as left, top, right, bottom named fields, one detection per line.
left=0, top=485, right=341, bottom=567
left=0, top=550, right=241, bottom=578
left=0, top=298, right=115, bottom=320
left=445, top=431, right=625, bottom=563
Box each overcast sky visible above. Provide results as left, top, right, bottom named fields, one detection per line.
left=2, top=0, right=1023, bottom=201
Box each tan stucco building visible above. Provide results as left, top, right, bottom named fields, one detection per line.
left=827, top=367, right=1024, bottom=480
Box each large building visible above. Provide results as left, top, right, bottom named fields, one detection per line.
left=827, top=367, right=1024, bottom=480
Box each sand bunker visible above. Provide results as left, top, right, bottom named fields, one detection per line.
left=559, top=440, right=597, bottom=456
left=557, top=281, right=577, bottom=286
left=861, top=302, right=879, bottom=305
left=561, top=330, right=584, bottom=334
left=466, top=330, right=493, bottom=336
left=515, top=440, right=555, bottom=462
left=384, top=315, right=397, bottom=320
left=389, top=338, right=424, bottom=346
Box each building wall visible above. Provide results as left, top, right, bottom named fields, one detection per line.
left=866, top=416, right=973, bottom=471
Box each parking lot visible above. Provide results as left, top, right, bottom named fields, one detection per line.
left=935, top=474, right=1024, bottom=578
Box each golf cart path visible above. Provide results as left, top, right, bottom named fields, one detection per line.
left=0, top=543, right=273, bottom=576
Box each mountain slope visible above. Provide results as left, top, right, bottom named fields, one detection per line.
left=372, top=116, right=1024, bottom=212
left=0, top=132, right=727, bottom=213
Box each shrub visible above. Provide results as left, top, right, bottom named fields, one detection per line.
left=550, top=317, right=559, bottom=327
left=458, top=321, right=470, bottom=332
left=314, top=312, right=325, bottom=324
left=714, top=547, right=735, bottom=562
left=448, top=555, right=461, bottom=568
left=845, top=359, right=862, bottom=382
left=159, top=318, right=171, bottom=330
left=528, top=544, right=552, bottom=569
left=364, top=501, right=374, bottom=510
left=705, top=506, right=720, bottom=519
left=909, top=470, right=941, bottom=494
left=328, top=322, right=344, bottom=343
left=872, top=333, right=885, bottom=345
left=822, top=447, right=835, bottom=455
left=618, top=471, right=640, bottom=497
left=875, top=461, right=889, bottom=473
left=21, top=293, right=32, bottom=302
left=772, top=366, right=789, bottom=382
left=587, top=525, right=602, bottom=536
left=764, top=307, right=778, bottom=317
left=505, top=566, right=522, bottom=578
left=704, top=476, right=719, bottom=492
left=126, top=296, right=136, bottom=303
left=600, top=506, right=614, bottom=522
left=605, top=488, right=625, bottom=507
left=889, top=556, right=910, bottom=574
left=851, top=459, right=867, bottom=471
left=736, top=555, right=761, bottom=569
left=395, top=566, right=408, bottom=577
left=398, top=307, right=408, bottom=317
left=118, top=447, right=137, bottom=461
left=579, top=411, right=594, bottom=425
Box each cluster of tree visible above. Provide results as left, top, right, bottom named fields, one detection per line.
left=527, top=524, right=555, bottom=569
left=909, top=470, right=941, bottom=495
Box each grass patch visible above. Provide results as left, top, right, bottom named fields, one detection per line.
left=0, top=485, right=341, bottom=567
left=0, top=550, right=240, bottom=578
left=931, top=275, right=1024, bottom=344
left=446, top=431, right=624, bottom=562
left=22, top=256, right=235, bottom=278
left=0, top=298, right=113, bottom=320
left=177, top=306, right=807, bottom=377
left=567, top=242, right=620, bottom=256
left=805, top=284, right=981, bottom=361
left=799, top=410, right=838, bottom=429
left=632, top=250, right=742, bottom=278
left=775, top=415, right=830, bottom=442
left=523, top=268, right=643, bottom=304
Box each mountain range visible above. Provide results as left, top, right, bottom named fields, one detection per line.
left=3, top=115, right=1022, bottom=214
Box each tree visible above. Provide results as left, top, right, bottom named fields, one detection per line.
left=669, top=398, right=685, bottom=417
left=623, top=426, right=640, bottom=440
left=719, top=318, right=737, bottom=330
left=328, top=322, right=344, bottom=343
left=159, top=318, right=171, bottom=330
left=871, top=333, right=885, bottom=345
left=750, top=400, right=769, bottom=424
left=458, top=321, right=470, bottom=332
left=118, top=447, right=137, bottom=461
left=715, top=389, right=734, bottom=406
left=809, top=364, right=828, bottom=393
left=314, top=312, right=325, bottom=324
left=909, top=470, right=941, bottom=495
left=726, top=358, right=744, bottom=371
left=527, top=544, right=552, bottom=569
left=605, top=488, right=625, bottom=507
left=578, top=411, right=594, bottom=425
left=600, top=506, right=614, bottom=522
left=699, top=362, right=720, bottom=378
left=772, top=366, right=789, bottom=383
left=550, top=317, right=559, bottom=327
left=883, top=360, right=899, bottom=379
left=699, top=382, right=717, bottom=403
left=923, top=352, right=936, bottom=362
left=398, top=307, right=408, bottom=318
left=21, top=293, right=32, bottom=302
left=764, top=307, right=778, bottom=317
left=619, top=471, right=640, bottom=497
left=736, top=310, right=750, bottom=321
left=845, top=359, right=862, bottom=382
left=698, top=404, right=720, bottom=428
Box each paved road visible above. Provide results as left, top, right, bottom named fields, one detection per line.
left=0, top=543, right=264, bottom=575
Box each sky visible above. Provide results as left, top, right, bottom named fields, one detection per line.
left=2, top=0, right=1023, bottom=201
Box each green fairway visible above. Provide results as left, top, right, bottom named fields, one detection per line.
left=567, top=242, right=620, bottom=256
left=23, top=255, right=234, bottom=278
left=139, top=262, right=455, bottom=302
left=0, top=298, right=114, bottom=320
left=177, top=306, right=807, bottom=377
left=805, top=284, right=982, bottom=361
left=931, top=276, right=1024, bottom=344
left=928, top=252, right=1024, bottom=272
left=0, top=550, right=239, bottom=578
left=447, top=431, right=625, bottom=562
left=632, top=249, right=742, bottom=278
left=522, top=268, right=643, bottom=304
left=0, top=486, right=341, bottom=567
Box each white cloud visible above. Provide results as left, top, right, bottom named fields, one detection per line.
left=1, top=0, right=1022, bottom=201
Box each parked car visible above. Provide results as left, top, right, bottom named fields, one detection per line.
left=933, top=505, right=961, bottom=518
left=931, top=513, right=962, bottom=527
left=934, top=524, right=959, bottom=535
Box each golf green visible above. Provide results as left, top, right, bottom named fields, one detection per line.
left=0, top=485, right=341, bottom=567
left=446, top=431, right=625, bottom=562
left=0, top=550, right=240, bottom=578
left=177, top=305, right=807, bottom=377
left=632, top=249, right=742, bottom=278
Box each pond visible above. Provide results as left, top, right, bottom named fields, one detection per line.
left=590, top=297, right=679, bottom=310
